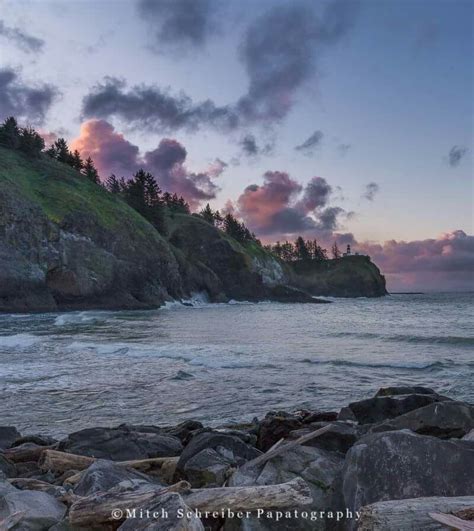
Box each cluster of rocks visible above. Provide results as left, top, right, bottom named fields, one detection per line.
left=0, top=386, right=473, bottom=530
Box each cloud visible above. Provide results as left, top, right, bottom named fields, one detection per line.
left=137, top=0, right=217, bottom=52
left=0, top=20, right=44, bottom=53
left=81, top=77, right=239, bottom=133
left=239, top=133, right=273, bottom=157
left=359, top=230, right=474, bottom=291
left=71, top=119, right=140, bottom=177
left=71, top=119, right=220, bottom=209
left=337, top=143, right=351, bottom=156
left=363, top=182, right=380, bottom=201
left=295, top=130, right=324, bottom=154
left=207, top=158, right=227, bottom=177
left=236, top=171, right=346, bottom=238
left=82, top=1, right=358, bottom=132
left=448, top=145, right=468, bottom=167
left=0, top=68, right=58, bottom=124
left=236, top=1, right=358, bottom=123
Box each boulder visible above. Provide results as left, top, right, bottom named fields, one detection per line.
left=339, top=430, right=474, bottom=529
left=164, top=421, right=204, bottom=445
left=339, top=393, right=448, bottom=424
left=257, top=413, right=303, bottom=451
left=58, top=426, right=183, bottom=460
left=302, top=411, right=338, bottom=424
left=289, top=422, right=361, bottom=454
left=370, top=401, right=474, bottom=438
left=118, top=492, right=204, bottom=530
left=0, top=490, right=66, bottom=530
left=176, top=432, right=261, bottom=480
left=0, top=426, right=21, bottom=449
left=227, top=445, right=345, bottom=530
left=0, top=478, right=17, bottom=497
left=0, top=455, right=16, bottom=477
left=374, top=386, right=437, bottom=397
left=183, top=448, right=234, bottom=487
left=74, top=460, right=161, bottom=496
left=12, top=434, right=57, bottom=447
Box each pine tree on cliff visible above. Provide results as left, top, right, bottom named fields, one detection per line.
left=71, top=150, right=84, bottom=171
left=105, top=174, right=121, bottom=194
left=18, top=127, right=45, bottom=157
left=295, top=236, right=311, bottom=261
left=332, top=241, right=341, bottom=259
left=0, top=117, right=20, bottom=149
left=82, top=157, right=100, bottom=184
left=200, top=203, right=216, bottom=225
left=53, top=138, right=73, bottom=165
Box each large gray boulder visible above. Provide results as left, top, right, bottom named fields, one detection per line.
left=226, top=445, right=345, bottom=530
left=257, top=413, right=303, bottom=451
left=183, top=448, right=234, bottom=487
left=289, top=422, right=361, bottom=454
left=0, top=477, right=17, bottom=497
left=374, top=386, right=437, bottom=397
left=58, top=426, right=183, bottom=460
left=118, top=492, right=204, bottom=530
left=370, top=401, right=474, bottom=438
left=74, top=460, right=161, bottom=496
left=338, top=393, right=449, bottom=424
left=0, top=490, right=66, bottom=530
left=338, top=430, right=474, bottom=529
left=0, top=426, right=21, bottom=449
left=176, top=432, right=260, bottom=480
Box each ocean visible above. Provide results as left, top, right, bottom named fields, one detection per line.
left=0, top=293, right=472, bottom=437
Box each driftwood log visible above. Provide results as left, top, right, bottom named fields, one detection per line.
left=69, top=481, right=191, bottom=526
left=243, top=424, right=332, bottom=469
left=69, top=477, right=311, bottom=527
left=2, top=444, right=54, bottom=463
left=358, top=496, right=474, bottom=530
left=40, top=449, right=178, bottom=477
left=430, top=512, right=474, bottom=530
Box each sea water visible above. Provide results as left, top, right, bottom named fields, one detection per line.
left=0, top=293, right=472, bottom=436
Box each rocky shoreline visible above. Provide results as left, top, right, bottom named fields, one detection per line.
left=1, top=386, right=473, bottom=530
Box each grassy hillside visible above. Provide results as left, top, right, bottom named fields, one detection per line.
left=0, top=146, right=157, bottom=237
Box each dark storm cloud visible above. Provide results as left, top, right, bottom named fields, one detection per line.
left=296, top=177, right=332, bottom=211
left=363, top=182, right=380, bottom=201
left=0, top=20, right=44, bottom=53
left=448, top=145, right=468, bottom=167
left=83, top=1, right=358, bottom=132
left=81, top=77, right=239, bottom=132
left=137, top=0, right=217, bottom=51
left=295, top=130, right=324, bottom=154
left=236, top=1, right=358, bottom=123
left=0, top=68, right=58, bottom=124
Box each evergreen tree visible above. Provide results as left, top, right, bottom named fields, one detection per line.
left=105, top=174, right=121, bottom=194
left=53, top=138, right=73, bottom=165
left=0, top=117, right=20, bottom=149
left=295, top=236, right=311, bottom=260
left=18, top=127, right=44, bottom=156
left=71, top=150, right=84, bottom=171
left=331, top=241, right=341, bottom=259
left=82, top=156, right=100, bottom=183
left=200, top=203, right=215, bottom=225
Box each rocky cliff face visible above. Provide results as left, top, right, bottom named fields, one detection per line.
left=289, top=255, right=387, bottom=297
left=0, top=148, right=302, bottom=312
left=0, top=147, right=386, bottom=312
left=0, top=147, right=183, bottom=312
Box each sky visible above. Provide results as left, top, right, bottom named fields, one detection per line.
left=0, top=0, right=472, bottom=291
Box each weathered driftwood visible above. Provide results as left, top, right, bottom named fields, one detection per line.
left=243, top=424, right=332, bottom=469
left=430, top=512, right=474, bottom=531
left=358, top=496, right=474, bottom=530
left=2, top=444, right=54, bottom=463
left=69, top=481, right=191, bottom=527
left=184, top=477, right=311, bottom=512
left=69, top=477, right=311, bottom=527
left=8, top=477, right=60, bottom=493
left=0, top=511, right=26, bottom=531
left=40, top=449, right=179, bottom=476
